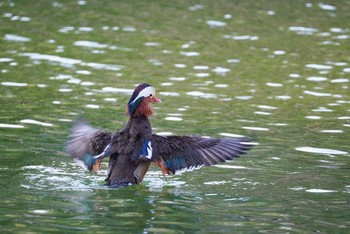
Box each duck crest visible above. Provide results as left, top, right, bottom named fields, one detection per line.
left=127, top=83, right=154, bottom=116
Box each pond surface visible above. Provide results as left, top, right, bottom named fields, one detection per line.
left=1, top=0, right=349, bottom=233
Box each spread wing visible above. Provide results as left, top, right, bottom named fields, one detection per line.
left=66, top=121, right=112, bottom=171
left=151, top=135, right=253, bottom=175
left=66, top=121, right=254, bottom=175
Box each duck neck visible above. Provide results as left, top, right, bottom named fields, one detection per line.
left=125, top=114, right=152, bottom=133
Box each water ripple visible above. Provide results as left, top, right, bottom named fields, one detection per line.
left=20, top=52, right=124, bottom=71
left=186, top=91, right=217, bottom=99
left=20, top=119, right=53, bottom=127
left=295, top=146, right=348, bottom=155
left=0, top=123, right=25, bottom=129
left=4, top=34, right=31, bottom=42
left=304, top=90, right=332, bottom=97
left=206, top=20, right=227, bottom=27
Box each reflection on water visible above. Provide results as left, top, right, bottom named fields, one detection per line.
left=1, top=0, right=350, bottom=233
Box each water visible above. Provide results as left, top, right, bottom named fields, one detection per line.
left=1, top=0, right=349, bottom=233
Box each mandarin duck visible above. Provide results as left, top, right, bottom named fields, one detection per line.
left=66, top=83, right=253, bottom=188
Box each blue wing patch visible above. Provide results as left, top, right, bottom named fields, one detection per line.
left=138, top=139, right=153, bottom=160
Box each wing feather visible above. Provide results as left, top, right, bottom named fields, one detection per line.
left=66, top=120, right=112, bottom=161
left=151, top=135, right=253, bottom=175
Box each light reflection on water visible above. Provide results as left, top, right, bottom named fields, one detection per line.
left=1, top=0, right=350, bottom=233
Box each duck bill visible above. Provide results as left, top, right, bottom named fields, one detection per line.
left=151, top=96, right=161, bottom=103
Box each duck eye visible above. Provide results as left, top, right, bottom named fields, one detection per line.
left=149, top=94, right=153, bottom=97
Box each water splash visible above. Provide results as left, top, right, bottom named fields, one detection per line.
left=21, top=164, right=102, bottom=191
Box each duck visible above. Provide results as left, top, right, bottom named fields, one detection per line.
left=66, top=83, right=253, bottom=188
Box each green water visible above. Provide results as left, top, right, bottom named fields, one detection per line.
left=1, top=0, right=349, bottom=233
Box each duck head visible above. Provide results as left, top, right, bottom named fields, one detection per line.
left=127, top=83, right=161, bottom=117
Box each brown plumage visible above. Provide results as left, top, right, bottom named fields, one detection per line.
left=66, top=83, right=254, bottom=188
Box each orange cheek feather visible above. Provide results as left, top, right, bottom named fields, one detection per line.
left=134, top=98, right=153, bottom=117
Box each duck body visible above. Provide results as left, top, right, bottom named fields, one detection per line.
left=67, top=83, right=253, bottom=188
